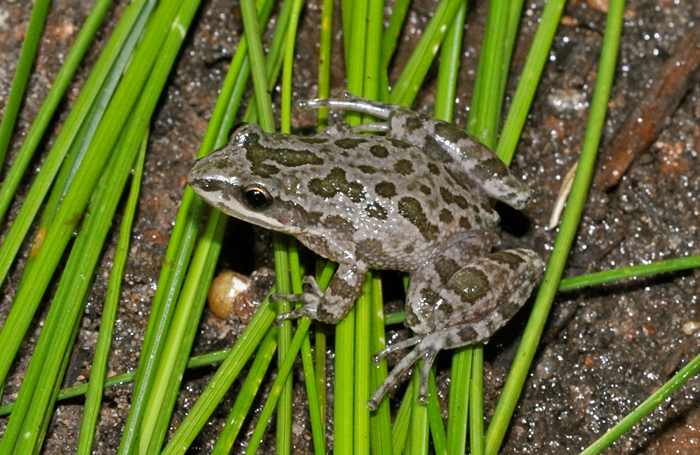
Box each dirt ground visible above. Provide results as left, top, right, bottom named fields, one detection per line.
left=1, top=0, right=699, bottom=453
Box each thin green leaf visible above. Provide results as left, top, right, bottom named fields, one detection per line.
left=0, top=0, right=157, bottom=286
left=142, top=210, right=227, bottom=455
left=160, top=297, right=277, bottom=455
left=210, top=330, right=279, bottom=454
left=390, top=0, right=464, bottom=107
left=427, top=370, right=447, bottom=455
left=434, top=0, right=467, bottom=123
left=407, top=366, right=429, bottom=455
left=580, top=350, right=700, bottom=455
left=484, top=0, right=625, bottom=452
left=495, top=0, right=566, bottom=165
left=469, top=347, right=485, bottom=455
left=391, top=379, right=414, bottom=455
left=316, top=0, right=334, bottom=129
left=354, top=275, right=373, bottom=455
left=370, top=273, right=392, bottom=455
left=467, top=0, right=511, bottom=146
left=559, top=256, right=700, bottom=291
left=0, top=0, right=50, bottom=165
left=0, top=0, right=113, bottom=215
left=76, top=131, right=147, bottom=455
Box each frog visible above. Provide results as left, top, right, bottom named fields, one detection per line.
left=187, top=93, right=544, bottom=410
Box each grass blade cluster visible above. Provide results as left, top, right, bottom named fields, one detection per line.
left=3, top=0, right=698, bottom=453
left=485, top=0, right=626, bottom=453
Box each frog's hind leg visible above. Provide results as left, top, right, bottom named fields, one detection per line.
left=368, top=248, right=544, bottom=409
left=298, top=92, right=398, bottom=119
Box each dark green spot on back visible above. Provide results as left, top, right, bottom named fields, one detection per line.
left=370, top=144, right=389, bottom=158
left=335, top=138, right=368, bottom=149
left=394, top=159, right=414, bottom=175
left=308, top=167, right=364, bottom=203
left=398, top=196, right=438, bottom=241
left=375, top=181, right=397, bottom=198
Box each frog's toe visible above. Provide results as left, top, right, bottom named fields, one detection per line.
left=273, top=288, right=324, bottom=321
left=276, top=304, right=319, bottom=323
left=301, top=275, right=324, bottom=297
left=367, top=335, right=444, bottom=411
left=372, top=335, right=423, bottom=364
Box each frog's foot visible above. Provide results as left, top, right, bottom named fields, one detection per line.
left=298, top=93, right=396, bottom=120
left=273, top=276, right=325, bottom=322
left=367, top=333, right=446, bottom=411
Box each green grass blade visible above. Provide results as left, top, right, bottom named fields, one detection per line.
left=579, top=350, right=700, bottom=455
left=497, top=0, right=526, bottom=113
left=469, top=347, right=485, bottom=455
left=316, top=0, right=334, bottom=129
left=272, top=232, right=294, bottom=455
left=0, top=103, right=147, bottom=454
left=240, top=0, right=275, bottom=133
left=280, top=0, right=303, bottom=134
left=370, top=274, right=392, bottom=455
left=0, top=0, right=113, bottom=212
left=559, top=256, right=700, bottom=291
left=389, top=0, right=464, bottom=107
left=0, top=348, right=233, bottom=417
left=76, top=132, right=147, bottom=455
left=495, top=0, right=566, bottom=165
left=210, top=330, right=279, bottom=454
left=0, top=0, right=176, bottom=391
left=434, top=0, right=467, bottom=123
left=243, top=319, right=314, bottom=455
left=0, top=0, right=157, bottom=286
left=407, top=366, right=429, bottom=455
left=391, top=379, right=414, bottom=455
left=354, top=275, right=373, bottom=455
left=142, top=211, right=226, bottom=454
left=240, top=274, right=332, bottom=455
left=484, top=0, right=625, bottom=453
left=0, top=0, right=50, bottom=165
left=446, top=348, right=472, bottom=455
left=381, top=0, right=411, bottom=73
left=427, top=370, right=447, bottom=455
left=336, top=307, right=356, bottom=455
left=362, top=0, right=384, bottom=105
left=160, top=297, right=277, bottom=455
left=466, top=0, right=510, bottom=145
left=345, top=0, right=368, bottom=125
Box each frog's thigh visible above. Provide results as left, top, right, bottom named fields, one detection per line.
left=404, top=231, right=491, bottom=332
left=406, top=248, right=543, bottom=343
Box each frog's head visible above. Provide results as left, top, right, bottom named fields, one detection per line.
left=188, top=123, right=315, bottom=234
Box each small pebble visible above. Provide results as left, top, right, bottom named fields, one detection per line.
left=681, top=321, right=700, bottom=335
left=208, top=270, right=250, bottom=319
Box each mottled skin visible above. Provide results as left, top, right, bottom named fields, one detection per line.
left=188, top=95, right=544, bottom=410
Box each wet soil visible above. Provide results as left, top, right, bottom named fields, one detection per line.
left=0, top=0, right=699, bottom=453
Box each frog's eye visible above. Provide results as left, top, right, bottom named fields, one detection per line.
left=242, top=184, right=273, bottom=210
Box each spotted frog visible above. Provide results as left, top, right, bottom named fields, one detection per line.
left=188, top=94, right=544, bottom=409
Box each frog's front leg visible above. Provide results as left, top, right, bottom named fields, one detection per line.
left=367, top=248, right=543, bottom=410
left=274, top=261, right=368, bottom=324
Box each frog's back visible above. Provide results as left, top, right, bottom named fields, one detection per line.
left=259, top=132, right=499, bottom=269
